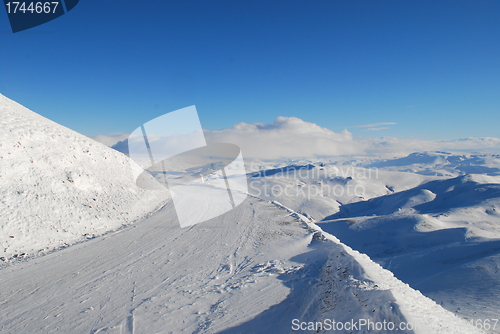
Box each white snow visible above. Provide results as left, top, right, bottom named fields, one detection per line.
left=0, top=93, right=168, bottom=260
left=1, top=94, right=497, bottom=333
left=247, top=162, right=439, bottom=221
left=315, top=158, right=500, bottom=332
left=0, top=197, right=483, bottom=334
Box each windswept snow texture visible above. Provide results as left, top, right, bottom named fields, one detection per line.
left=0, top=94, right=168, bottom=260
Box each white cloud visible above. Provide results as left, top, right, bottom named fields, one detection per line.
left=107, top=117, right=500, bottom=160
left=355, top=122, right=397, bottom=128
left=363, top=127, right=390, bottom=131
left=205, top=116, right=362, bottom=159
left=204, top=117, right=500, bottom=159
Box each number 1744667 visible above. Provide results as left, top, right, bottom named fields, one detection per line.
left=5, top=2, right=59, bottom=14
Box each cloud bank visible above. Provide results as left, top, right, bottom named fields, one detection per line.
left=107, top=116, right=500, bottom=160
left=205, top=116, right=360, bottom=159
left=205, top=117, right=500, bottom=159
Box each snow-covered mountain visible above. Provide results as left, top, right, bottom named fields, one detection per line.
left=0, top=95, right=494, bottom=333
left=318, top=172, right=500, bottom=328
left=364, top=151, right=500, bottom=177
left=0, top=94, right=168, bottom=260
left=247, top=162, right=440, bottom=221
left=1, top=196, right=481, bottom=333
left=247, top=157, right=500, bottom=333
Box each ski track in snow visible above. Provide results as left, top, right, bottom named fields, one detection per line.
left=0, top=194, right=484, bottom=334
left=1, top=198, right=308, bottom=333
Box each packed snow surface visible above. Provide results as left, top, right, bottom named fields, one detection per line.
left=0, top=198, right=482, bottom=333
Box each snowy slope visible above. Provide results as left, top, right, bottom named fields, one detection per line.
left=0, top=197, right=482, bottom=334
left=320, top=173, right=500, bottom=331
left=0, top=94, right=168, bottom=260
left=247, top=162, right=439, bottom=221
left=246, top=159, right=500, bottom=333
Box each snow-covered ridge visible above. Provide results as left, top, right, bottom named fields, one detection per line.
left=0, top=94, right=168, bottom=260
left=248, top=161, right=500, bottom=332
left=318, top=172, right=500, bottom=331
left=268, top=199, right=483, bottom=334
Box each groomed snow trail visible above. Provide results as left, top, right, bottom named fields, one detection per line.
left=0, top=197, right=320, bottom=333
left=0, top=196, right=482, bottom=334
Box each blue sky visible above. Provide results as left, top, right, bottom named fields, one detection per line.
left=1, top=0, right=499, bottom=140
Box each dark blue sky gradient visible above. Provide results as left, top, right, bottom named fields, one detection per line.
left=1, top=0, right=499, bottom=139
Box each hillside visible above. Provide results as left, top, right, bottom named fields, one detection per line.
left=320, top=173, right=500, bottom=330
left=0, top=94, right=168, bottom=260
